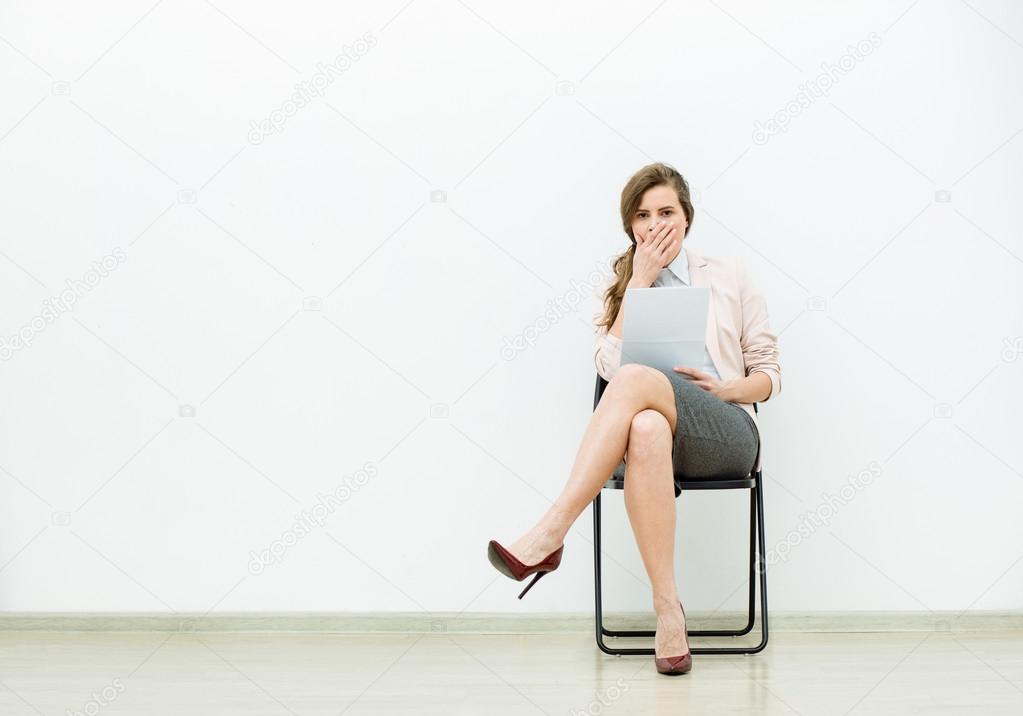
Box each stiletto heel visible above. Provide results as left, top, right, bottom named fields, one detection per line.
left=487, top=539, right=564, bottom=599
left=517, top=571, right=547, bottom=599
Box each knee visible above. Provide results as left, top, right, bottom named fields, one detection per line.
left=627, top=409, right=671, bottom=460
left=608, top=363, right=653, bottom=397
left=611, top=363, right=647, bottom=385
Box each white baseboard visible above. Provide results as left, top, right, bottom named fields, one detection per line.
left=1, top=611, right=1020, bottom=633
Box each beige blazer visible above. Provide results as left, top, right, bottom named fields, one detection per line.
left=593, top=245, right=781, bottom=472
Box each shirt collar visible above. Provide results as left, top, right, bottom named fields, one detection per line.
left=662, top=246, right=690, bottom=285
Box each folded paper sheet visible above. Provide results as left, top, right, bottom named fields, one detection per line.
left=621, top=286, right=710, bottom=374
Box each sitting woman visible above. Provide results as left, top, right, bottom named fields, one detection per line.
left=487, top=161, right=781, bottom=676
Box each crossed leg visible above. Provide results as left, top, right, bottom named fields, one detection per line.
left=504, top=363, right=688, bottom=656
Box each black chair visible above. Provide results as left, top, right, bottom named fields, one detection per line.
left=591, top=374, right=768, bottom=656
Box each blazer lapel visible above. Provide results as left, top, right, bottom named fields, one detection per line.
left=684, top=245, right=723, bottom=376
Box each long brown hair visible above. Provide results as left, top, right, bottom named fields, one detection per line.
left=597, top=162, right=695, bottom=330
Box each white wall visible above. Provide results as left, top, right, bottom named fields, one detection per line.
left=1, top=0, right=1021, bottom=616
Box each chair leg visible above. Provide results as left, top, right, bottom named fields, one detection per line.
left=593, top=474, right=769, bottom=657
left=755, top=473, right=770, bottom=651
left=594, top=492, right=654, bottom=655
left=687, top=485, right=756, bottom=639
left=690, top=473, right=769, bottom=655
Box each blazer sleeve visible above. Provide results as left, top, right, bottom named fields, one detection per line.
left=593, top=275, right=624, bottom=381
left=736, top=256, right=781, bottom=401
left=594, top=322, right=624, bottom=381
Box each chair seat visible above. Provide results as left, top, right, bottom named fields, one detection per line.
left=610, top=458, right=757, bottom=490
left=608, top=458, right=757, bottom=490
left=604, top=476, right=756, bottom=490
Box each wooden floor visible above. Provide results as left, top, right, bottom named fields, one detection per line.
left=1, top=630, right=1021, bottom=714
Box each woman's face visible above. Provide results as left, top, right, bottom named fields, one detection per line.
left=631, top=184, right=688, bottom=249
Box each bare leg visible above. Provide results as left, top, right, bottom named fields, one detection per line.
left=621, top=409, right=688, bottom=658
left=507, top=364, right=677, bottom=565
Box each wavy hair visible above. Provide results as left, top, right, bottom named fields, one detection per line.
left=597, top=162, right=695, bottom=330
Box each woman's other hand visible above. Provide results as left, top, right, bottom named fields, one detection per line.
left=673, top=366, right=738, bottom=402
left=630, top=220, right=678, bottom=288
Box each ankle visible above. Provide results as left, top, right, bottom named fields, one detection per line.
left=539, top=507, right=574, bottom=540
left=653, top=595, right=682, bottom=616
left=530, top=526, right=564, bottom=555
left=510, top=522, right=564, bottom=563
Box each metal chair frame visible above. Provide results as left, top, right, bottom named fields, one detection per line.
left=591, top=374, right=768, bottom=656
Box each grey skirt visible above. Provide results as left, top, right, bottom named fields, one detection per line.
left=612, top=368, right=760, bottom=498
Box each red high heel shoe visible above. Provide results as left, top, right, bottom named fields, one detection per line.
left=655, top=602, right=692, bottom=675
left=487, top=539, right=564, bottom=599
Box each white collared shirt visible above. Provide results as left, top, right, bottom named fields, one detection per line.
left=652, top=247, right=722, bottom=380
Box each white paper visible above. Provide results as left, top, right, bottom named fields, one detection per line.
left=621, top=286, right=710, bottom=374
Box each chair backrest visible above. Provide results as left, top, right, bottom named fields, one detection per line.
left=593, top=373, right=758, bottom=415
left=593, top=374, right=609, bottom=408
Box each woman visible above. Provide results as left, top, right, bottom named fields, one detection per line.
left=487, top=162, right=781, bottom=676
